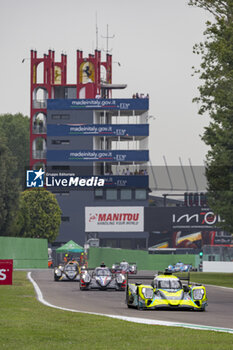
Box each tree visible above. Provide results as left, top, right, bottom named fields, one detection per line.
left=0, top=132, right=20, bottom=236
left=189, top=0, right=233, bottom=232
left=0, top=113, right=30, bottom=190
left=15, top=188, right=61, bottom=243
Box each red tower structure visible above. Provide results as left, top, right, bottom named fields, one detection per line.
left=30, top=49, right=113, bottom=169
left=30, top=50, right=67, bottom=169
left=76, top=50, right=112, bottom=99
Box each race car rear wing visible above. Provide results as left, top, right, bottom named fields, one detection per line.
left=177, top=273, right=190, bottom=284
left=160, top=271, right=191, bottom=285
left=127, top=271, right=191, bottom=285
left=112, top=262, right=137, bottom=265
left=127, top=274, right=155, bottom=282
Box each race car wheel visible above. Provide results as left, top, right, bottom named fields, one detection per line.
left=126, top=294, right=134, bottom=308
left=54, top=276, right=59, bottom=281
left=136, top=296, right=143, bottom=310
left=200, top=304, right=207, bottom=312
left=80, top=286, right=88, bottom=291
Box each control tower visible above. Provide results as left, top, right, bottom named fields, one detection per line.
left=30, top=50, right=150, bottom=249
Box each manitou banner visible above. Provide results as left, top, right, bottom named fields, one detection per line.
left=85, top=207, right=144, bottom=232
left=0, top=260, right=13, bottom=285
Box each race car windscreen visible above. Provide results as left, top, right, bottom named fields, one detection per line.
left=158, top=279, right=182, bottom=290
left=65, top=264, right=78, bottom=271
left=95, top=269, right=111, bottom=276
left=120, top=262, right=129, bottom=270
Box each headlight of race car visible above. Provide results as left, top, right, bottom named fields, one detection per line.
left=55, top=269, right=62, bottom=276
left=116, top=275, right=125, bottom=284
left=82, top=273, right=91, bottom=283
left=142, top=287, right=154, bottom=299
left=193, top=288, right=205, bottom=300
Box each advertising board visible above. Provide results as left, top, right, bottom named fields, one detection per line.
left=145, top=207, right=222, bottom=232
left=85, top=206, right=144, bottom=232
left=47, top=150, right=149, bottom=162
left=47, top=124, right=149, bottom=137
left=47, top=98, right=149, bottom=111
left=0, top=259, right=13, bottom=285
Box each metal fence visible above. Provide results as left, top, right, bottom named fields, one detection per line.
left=203, top=245, right=233, bottom=262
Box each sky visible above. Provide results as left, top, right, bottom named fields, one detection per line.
left=0, top=0, right=213, bottom=166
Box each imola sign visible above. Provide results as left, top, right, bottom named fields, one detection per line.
left=0, top=260, right=13, bottom=285
left=172, top=211, right=221, bottom=228
left=144, top=207, right=222, bottom=232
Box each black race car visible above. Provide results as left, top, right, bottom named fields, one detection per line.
left=54, top=260, right=81, bottom=281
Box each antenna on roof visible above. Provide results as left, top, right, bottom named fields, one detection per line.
left=95, top=12, right=99, bottom=51
left=102, top=24, right=115, bottom=54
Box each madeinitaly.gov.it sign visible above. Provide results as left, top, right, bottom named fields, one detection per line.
left=47, top=98, right=149, bottom=111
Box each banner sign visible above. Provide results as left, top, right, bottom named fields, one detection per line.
left=145, top=207, right=222, bottom=232
left=47, top=124, right=149, bottom=137
left=47, top=98, right=149, bottom=111
left=103, top=175, right=148, bottom=188
left=214, top=234, right=232, bottom=245
left=0, top=259, right=13, bottom=285
left=85, top=207, right=144, bottom=232
left=47, top=150, right=149, bottom=162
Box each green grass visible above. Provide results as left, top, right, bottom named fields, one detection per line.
left=0, top=271, right=232, bottom=350
left=177, top=272, right=233, bottom=288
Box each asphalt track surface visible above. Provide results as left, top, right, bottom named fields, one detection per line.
left=31, top=269, right=233, bottom=330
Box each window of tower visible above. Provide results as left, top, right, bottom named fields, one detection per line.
left=36, top=61, right=44, bottom=84
left=32, top=137, right=46, bottom=159
left=100, top=65, right=107, bottom=83
left=33, top=87, right=48, bottom=108
left=32, top=112, right=47, bottom=134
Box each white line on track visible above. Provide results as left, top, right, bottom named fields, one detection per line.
left=205, top=284, right=233, bottom=290
left=27, top=272, right=233, bottom=334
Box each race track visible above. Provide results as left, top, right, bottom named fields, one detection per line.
left=31, top=269, right=233, bottom=330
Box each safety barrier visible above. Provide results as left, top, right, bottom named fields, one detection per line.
left=0, top=237, right=48, bottom=268
left=203, top=261, right=233, bottom=273
left=88, top=247, right=198, bottom=270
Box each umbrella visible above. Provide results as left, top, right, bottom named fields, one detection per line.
left=56, top=240, right=84, bottom=253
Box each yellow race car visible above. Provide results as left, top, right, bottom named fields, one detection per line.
left=126, top=271, right=207, bottom=311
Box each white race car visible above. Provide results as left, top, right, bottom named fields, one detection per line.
left=111, top=261, right=137, bottom=274
left=80, top=267, right=126, bottom=291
